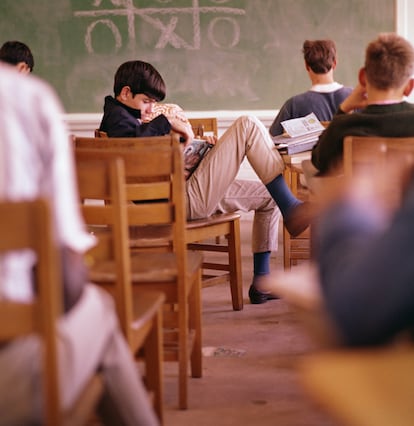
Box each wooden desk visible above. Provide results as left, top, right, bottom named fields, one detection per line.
left=282, top=151, right=311, bottom=193
left=282, top=151, right=311, bottom=270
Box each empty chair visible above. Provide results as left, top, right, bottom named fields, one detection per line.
left=75, top=154, right=166, bottom=422
left=74, top=142, right=203, bottom=409
left=188, top=117, right=218, bottom=138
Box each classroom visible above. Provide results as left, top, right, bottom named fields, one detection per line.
left=1, top=0, right=414, bottom=425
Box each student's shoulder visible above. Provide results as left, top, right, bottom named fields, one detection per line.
left=402, top=101, right=414, bottom=111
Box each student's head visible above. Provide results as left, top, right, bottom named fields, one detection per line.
left=302, top=40, right=337, bottom=74
left=0, top=40, right=34, bottom=74
left=364, top=33, right=414, bottom=91
left=113, top=60, right=166, bottom=117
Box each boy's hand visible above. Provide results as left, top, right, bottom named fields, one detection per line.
left=169, top=117, right=194, bottom=146
left=340, top=84, right=368, bottom=113
left=203, top=135, right=217, bottom=145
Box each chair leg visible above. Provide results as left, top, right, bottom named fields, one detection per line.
left=283, top=227, right=292, bottom=270
left=228, top=218, right=243, bottom=310
left=178, top=297, right=189, bottom=410
left=190, top=270, right=202, bottom=378
left=143, top=307, right=164, bottom=424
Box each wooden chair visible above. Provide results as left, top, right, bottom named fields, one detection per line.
left=0, top=199, right=104, bottom=425
left=282, top=157, right=311, bottom=270
left=188, top=117, right=218, bottom=138
left=343, top=135, right=414, bottom=174
left=74, top=154, right=165, bottom=422
left=78, top=133, right=244, bottom=311
left=187, top=117, right=243, bottom=310
left=343, top=135, right=414, bottom=210
left=281, top=122, right=331, bottom=270
left=74, top=142, right=203, bottom=410
left=300, top=345, right=414, bottom=426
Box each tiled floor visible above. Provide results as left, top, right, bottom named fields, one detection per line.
left=162, top=214, right=338, bottom=426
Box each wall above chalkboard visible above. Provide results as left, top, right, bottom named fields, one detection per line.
left=0, top=0, right=395, bottom=113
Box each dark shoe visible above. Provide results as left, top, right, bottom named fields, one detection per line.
left=248, top=284, right=279, bottom=304
left=284, top=201, right=312, bottom=237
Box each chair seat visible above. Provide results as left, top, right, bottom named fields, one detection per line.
left=89, top=251, right=202, bottom=284
left=130, top=251, right=203, bottom=283
left=186, top=212, right=241, bottom=229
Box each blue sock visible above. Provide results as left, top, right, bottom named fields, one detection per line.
left=265, top=174, right=301, bottom=218
left=253, top=251, right=271, bottom=277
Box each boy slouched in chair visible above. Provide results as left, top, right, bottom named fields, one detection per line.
left=99, top=60, right=313, bottom=304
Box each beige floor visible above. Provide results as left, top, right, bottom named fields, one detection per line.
left=162, top=215, right=338, bottom=426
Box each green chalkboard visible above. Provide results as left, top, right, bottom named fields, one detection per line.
left=0, top=0, right=395, bottom=113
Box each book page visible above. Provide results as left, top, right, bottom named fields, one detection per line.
left=281, top=112, right=324, bottom=137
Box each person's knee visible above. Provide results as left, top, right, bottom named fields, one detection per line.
left=234, top=115, right=260, bottom=129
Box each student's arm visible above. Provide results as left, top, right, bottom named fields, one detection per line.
left=338, top=84, right=368, bottom=113
left=313, top=179, right=414, bottom=346
left=310, top=119, right=345, bottom=174
left=136, top=114, right=171, bottom=137
left=102, top=108, right=171, bottom=138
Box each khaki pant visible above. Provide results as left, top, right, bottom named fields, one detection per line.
left=187, top=115, right=284, bottom=253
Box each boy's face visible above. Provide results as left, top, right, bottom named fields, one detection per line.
left=118, top=87, right=156, bottom=121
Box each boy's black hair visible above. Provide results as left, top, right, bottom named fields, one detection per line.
left=0, top=41, right=34, bottom=71
left=113, top=60, right=166, bottom=101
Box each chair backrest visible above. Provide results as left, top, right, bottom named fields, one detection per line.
left=74, top=154, right=135, bottom=343
left=0, top=199, right=61, bottom=425
left=73, top=134, right=180, bottom=198
left=74, top=140, right=188, bottom=299
left=188, top=117, right=218, bottom=137
left=343, top=135, right=414, bottom=208
left=343, top=135, right=414, bottom=176
left=80, top=133, right=177, bottom=149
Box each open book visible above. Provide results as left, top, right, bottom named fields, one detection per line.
left=273, top=113, right=325, bottom=155
left=183, top=138, right=214, bottom=179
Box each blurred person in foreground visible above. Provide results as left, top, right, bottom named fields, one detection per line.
left=311, top=161, right=414, bottom=347
left=0, top=64, right=158, bottom=425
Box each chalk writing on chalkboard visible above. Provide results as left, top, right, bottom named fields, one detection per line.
left=74, top=0, right=246, bottom=53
